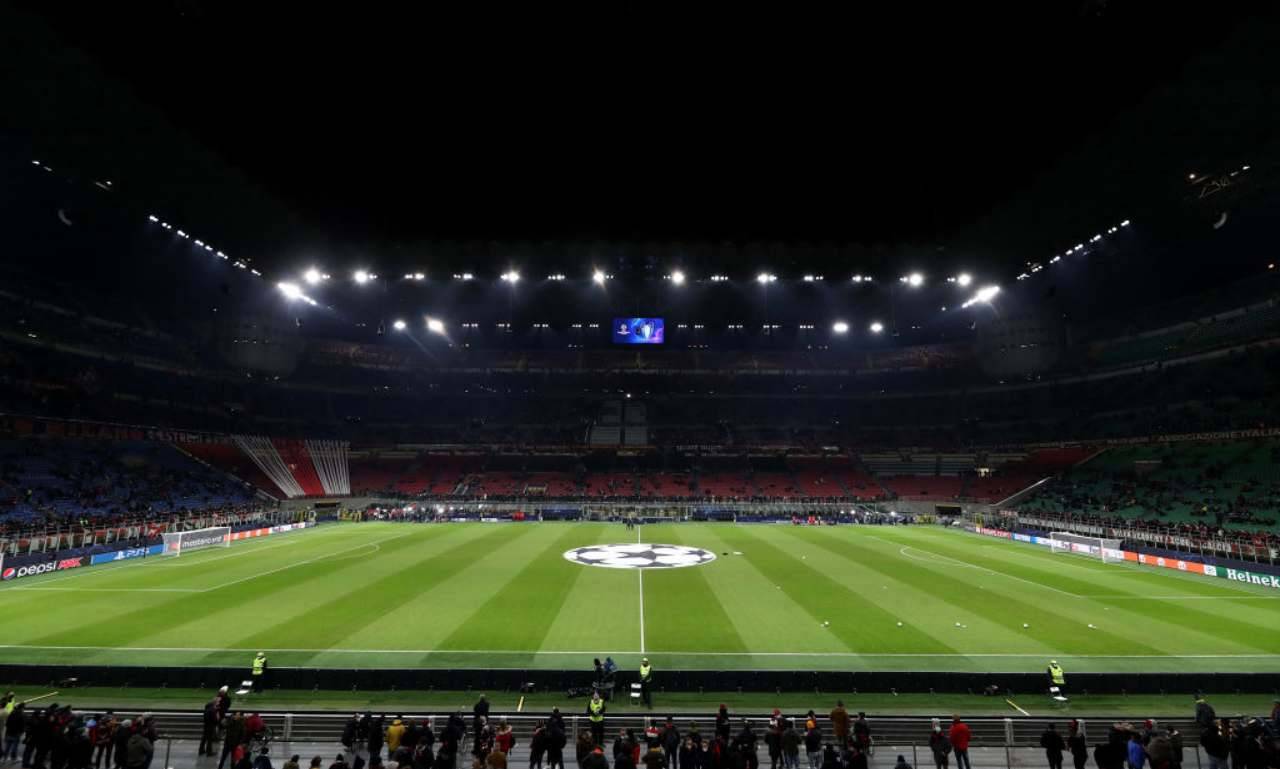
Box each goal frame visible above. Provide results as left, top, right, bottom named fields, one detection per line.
left=1049, top=532, right=1124, bottom=564
left=161, top=526, right=232, bottom=557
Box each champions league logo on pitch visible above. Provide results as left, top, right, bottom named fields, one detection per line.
left=563, top=543, right=717, bottom=569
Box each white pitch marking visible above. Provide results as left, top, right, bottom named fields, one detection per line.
left=195, top=531, right=416, bottom=593
left=864, top=534, right=1083, bottom=598
left=637, top=523, right=646, bottom=654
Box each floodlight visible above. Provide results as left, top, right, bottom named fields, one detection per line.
left=392, top=319, right=407, bottom=331
left=277, top=282, right=304, bottom=301
left=757, top=272, right=776, bottom=284
left=869, top=321, right=884, bottom=334
left=501, top=270, right=520, bottom=283
left=148, top=215, right=159, bottom=223
left=353, top=270, right=371, bottom=284
left=905, top=272, right=924, bottom=287
left=956, top=273, right=972, bottom=287
left=592, top=269, right=606, bottom=285
left=670, top=270, right=686, bottom=285
left=304, top=268, right=323, bottom=285
left=426, top=317, right=445, bottom=334
left=832, top=321, right=849, bottom=334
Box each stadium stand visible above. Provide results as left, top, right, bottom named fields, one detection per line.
left=1018, top=440, right=1280, bottom=533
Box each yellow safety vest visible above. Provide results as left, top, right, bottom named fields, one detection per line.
left=253, top=656, right=266, bottom=676
left=639, top=664, right=652, bottom=682
left=589, top=699, right=604, bottom=721
left=1048, top=664, right=1065, bottom=685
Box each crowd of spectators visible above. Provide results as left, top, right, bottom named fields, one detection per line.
left=264, top=697, right=1280, bottom=769
left=0, top=438, right=253, bottom=534
left=0, top=693, right=161, bottom=769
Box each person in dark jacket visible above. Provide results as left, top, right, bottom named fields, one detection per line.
left=546, top=722, right=566, bottom=769
left=1199, top=724, right=1229, bottom=769
left=679, top=738, right=699, bottom=769
left=662, top=719, right=682, bottom=769
left=1194, top=699, right=1216, bottom=731
left=528, top=722, right=548, bottom=769
left=113, top=719, right=134, bottom=769
left=341, top=716, right=358, bottom=754
left=582, top=746, right=609, bottom=769
left=201, top=700, right=221, bottom=757
left=780, top=722, right=801, bottom=769
left=1092, top=726, right=1127, bottom=769
left=124, top=730, right=152, bottom=769
left=220, top=713, right=248, bottom=769
left=615, top=730, right=638, bottom=769
left=803, top=725, right=822, bottom=769
left=1041, top=724, right=1066, bottom=769
left=1067, top=721, right=1088, bottom=769
left=715, top=708, right=731, bottom=744
left=929, top=721, right=952, bottom=769
left=820, top=746, right=840, bottom=769
left=368, top=715, right=386, bottom=761
left=473, top=697, right=490, bottom=739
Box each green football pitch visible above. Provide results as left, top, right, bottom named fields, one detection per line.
left=0, top=521, right=1277, bottom=673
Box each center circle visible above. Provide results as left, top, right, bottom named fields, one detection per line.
left=563, top=543, right=717, bottom=569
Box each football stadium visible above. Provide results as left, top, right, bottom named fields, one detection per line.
left=4, top=4, right=1280, bottom=768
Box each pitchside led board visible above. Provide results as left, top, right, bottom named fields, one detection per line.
left=612, top=317, right=665, bottom=344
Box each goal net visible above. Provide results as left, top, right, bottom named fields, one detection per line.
left=161, top=526, right=232, bottom=557
left=1049, top=532, right=1124, bottom=563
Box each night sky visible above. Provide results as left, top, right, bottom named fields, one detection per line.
left=4, top=1, right=1277, bottom=277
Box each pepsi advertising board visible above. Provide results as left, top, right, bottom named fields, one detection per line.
left=612, top=317, right=665, bottom=344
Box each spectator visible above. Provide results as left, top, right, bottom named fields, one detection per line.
left=1194, top=698, right=1216, bottom=730
left=546, top=719, right=566, bottom=769
left=679, top=737, right=698, bottom=769
left=529, top=721, right=548, bottom=769
left=643, top=743, right=667, bottom=769
left=495, top=720, right=515, bottom=755
left=929, top=720, right=952, bottom=769
left=1041, top=724, right=1065, bottom=769
left=221, top=712, right=247, bottom=769
left=852, top=714, right=871, bottom=755
left=329, top=755, right=350, bottom=769
left=582, top=745, right=609, bottom=769
left=124, top=725, right=152, bottom=769
left=283, top=756, right=302, bottom=769
left=388, top=719, right=407, bottom=755
left=781, top=720, right=801, bottom=769
left=765, top=711, right=783, bottom=769
left=829, top=703, right=850, bottom=748
left=895, top=755, right=913, bottom=769
left=487, top=744, right=508, bottom=769
left=201, top=700, right=220, bottom=757
left=255, top=747, right=275, bottom=769
left=662, top=718, right=682, bottom=769
left=948, top=717, right=971, bottom=769
left=804, top=722, right=822, bottom=769
left=1127, top=732, right=1146, bottom=769
left=309, top=758, right=323, bottom=769
left=1067, top=720, right=1088, bottom=769
left=1199, top=722, right=1228, bottom=769
left=820, top=746, right=840, bottom=769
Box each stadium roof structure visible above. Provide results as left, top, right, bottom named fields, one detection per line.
left=3, top=3, right=1280, bottom=350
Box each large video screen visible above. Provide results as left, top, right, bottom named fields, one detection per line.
left=612, top=317, right=665, bottom=344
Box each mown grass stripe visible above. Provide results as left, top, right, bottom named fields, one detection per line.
left=864, top=528, right=1280, bottom=653
left=642, top=524, right=750, bottom=654
left=21, top=525, right=432, bottom=650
